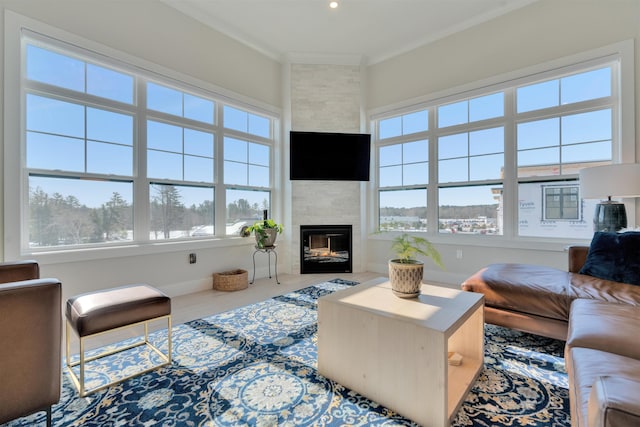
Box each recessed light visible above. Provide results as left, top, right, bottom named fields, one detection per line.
left=329, top=1, right=338, bottom=9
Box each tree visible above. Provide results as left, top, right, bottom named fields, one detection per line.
left=151, top=185, right=184, bottom=238
left=29, top=187, right=56, bottom=246
left=91, top=192, right=129, bottom=241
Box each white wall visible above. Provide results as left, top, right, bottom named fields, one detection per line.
left=0, top=0, right=283, bottom=302
left=364, top=0, right=640, bottom=286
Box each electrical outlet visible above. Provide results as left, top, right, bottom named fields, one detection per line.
left=189, top=253, right=197, bottom=264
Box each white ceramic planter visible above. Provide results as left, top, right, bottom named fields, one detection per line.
left=388, top=259, right=424, bottom=298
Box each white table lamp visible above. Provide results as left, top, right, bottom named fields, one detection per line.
left=579, top=163, right=640, bottom=232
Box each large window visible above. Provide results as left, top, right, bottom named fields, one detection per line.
left=18, top=32, right=277, bottom=252
left=374, top=47, right=629, bottom=241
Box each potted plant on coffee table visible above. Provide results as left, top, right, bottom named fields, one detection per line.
left=388, top=233, right=444, bottom=298
left=245, top=218, right=283, bottom=249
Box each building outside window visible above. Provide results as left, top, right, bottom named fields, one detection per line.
left=543, top=185, right=580, bottom=221
left=374, top=52, right=624, bottom=241
left=20, top=32, right=277, bottom=252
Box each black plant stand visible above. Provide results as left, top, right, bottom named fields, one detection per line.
left=250, top=245, right=280, bottom=284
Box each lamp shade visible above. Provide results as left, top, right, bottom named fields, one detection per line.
left=579, top=163, right=640, bottom=200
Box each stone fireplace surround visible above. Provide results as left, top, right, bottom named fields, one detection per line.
left=288, top=62, right=365, bottom=275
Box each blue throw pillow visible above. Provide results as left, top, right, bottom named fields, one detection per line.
left=579, top=231, right=640, bottom=286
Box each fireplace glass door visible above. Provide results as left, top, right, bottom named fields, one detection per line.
left=300, top=225, right=352, bottom=274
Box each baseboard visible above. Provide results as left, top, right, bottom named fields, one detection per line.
left=159, top=278, right=212, bottom=297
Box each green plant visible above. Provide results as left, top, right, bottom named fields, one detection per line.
left=245, top=219, right=283, bottom=248
left=391, top=233, right=444, bottom=268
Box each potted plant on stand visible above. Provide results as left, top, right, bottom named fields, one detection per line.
left=245, top=215, right=283, bottom=249
left=388, top=233, right=444, bottom=298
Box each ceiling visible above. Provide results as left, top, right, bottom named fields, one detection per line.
left=162, top=0, right=539, bottom=65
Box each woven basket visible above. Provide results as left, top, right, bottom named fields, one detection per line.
left=213, top=269, right=248, bottom=291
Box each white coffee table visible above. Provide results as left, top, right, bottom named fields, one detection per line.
left=317, top=277, right=484, bottom=427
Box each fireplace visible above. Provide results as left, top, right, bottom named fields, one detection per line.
left=300, top=225, right=352, bottom=274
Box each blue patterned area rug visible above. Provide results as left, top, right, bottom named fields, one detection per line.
left=4, top=279, right=570, bottom=426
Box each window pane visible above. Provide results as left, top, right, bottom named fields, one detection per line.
left=87, top=108, right=133, bottom=145
left=148, top=150, right=182, bottom=180
left=226, top=189, right=270, bottom=235
left=150, top=184, right=214, bottom=240
left=223, top=106, right=270, bottom=138
left=27, top=94, right=84, bottom=138
left=562, top=141, right=611, bottom=164
left=379, top=140, right=428, bottom=187
left=27, top=133, right=84, bottom=172
left=562, top=109, right=611, bottom=145
left=439, top=185, right=502, bottom=235
left=224, top=161, right=247, bottom=185
left=379, top=116, right=401, bottom=139
left=184, top=129, right=214, bottom=157
left=518, top=118, right=559, bottom=150
left=87, top=64, right=134, bottom=104
left=147, top=82, right=182, bottom=116
left=469, top=127, right=503, bottom=156
left=224, top=106, right=248, bottom=132
left=438, top=101, right=467, bottom=128
left=249, top=164, right=269, bottom=187
left=543, top=185, right=579, bottom=220
left=403, top=110, right=428, bottom=134
left=403, top=163, right=428, bottom=186
left=379, top=188, right=427, bottom=231
left=517, top=80, right=559, bottom=112
left=87, top=141, right=132, bottom=175
left=470, top=154, right=503, bottom=181
left=379, top=165, right=402, bottom=187
left=518, top=147, right=560, bottom=172
left=439, top=158, right=468, bottom=182
left=184, top=93, right=214, bottom=124
left=184, top=155, right=213, bottom=183
left=249, top=143, right=270, bottom=167
left=561, top=67, right=611, bottom=104
left=469, top=92, right=504, bottom=122
left=224, top=137, right=247, bottom=162
left=518, top=181, right=595, bottom=239
left=26, top=45, right=84, bottom=92
left=249, top=114, right=270, bottom=138
left=438, top=134, right=468, bottom=160
left=404, top=139, right=428, bottom=163
left=379, top=144, right=402, bottom=167
left=147, top=121, right=182, bottom=152
left=29, top=176, right=132, bottom=247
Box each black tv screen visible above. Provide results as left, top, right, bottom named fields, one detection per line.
left=290, top=131, right=371, bottom=181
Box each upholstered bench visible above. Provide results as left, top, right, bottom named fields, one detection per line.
left=65, top=284, right=172, bottom=396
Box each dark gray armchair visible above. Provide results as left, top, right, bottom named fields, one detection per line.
left=0, top=261, right=62, bottom=427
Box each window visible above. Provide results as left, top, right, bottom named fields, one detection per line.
left=378, top=115, right=429, bottom=231
left=374, top=45, right=630, bottom=242
left=543, top=185, right=580, bottom=220
left=516, top=67, right=614, bottom=239
left=17, top=32, right=277, bottom=252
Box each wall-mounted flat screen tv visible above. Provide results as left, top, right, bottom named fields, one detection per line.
left=289, top=131, right=371, bottom=181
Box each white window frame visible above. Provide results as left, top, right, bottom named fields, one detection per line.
left=369, top=39, right=635, bottom=249
left=4, top=11, right=281, bottom=261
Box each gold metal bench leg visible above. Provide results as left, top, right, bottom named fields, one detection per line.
left=66, top=314, right=172, bottom=397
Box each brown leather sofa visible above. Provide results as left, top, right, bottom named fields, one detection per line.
left=462, top=246, right=640, bottom=427
left=0, top=261, right=62, bottom=427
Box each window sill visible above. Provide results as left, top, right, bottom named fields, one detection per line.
left=25, top=237, right=255, bottom=266
left=369, top=232, right=591, bottom=252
